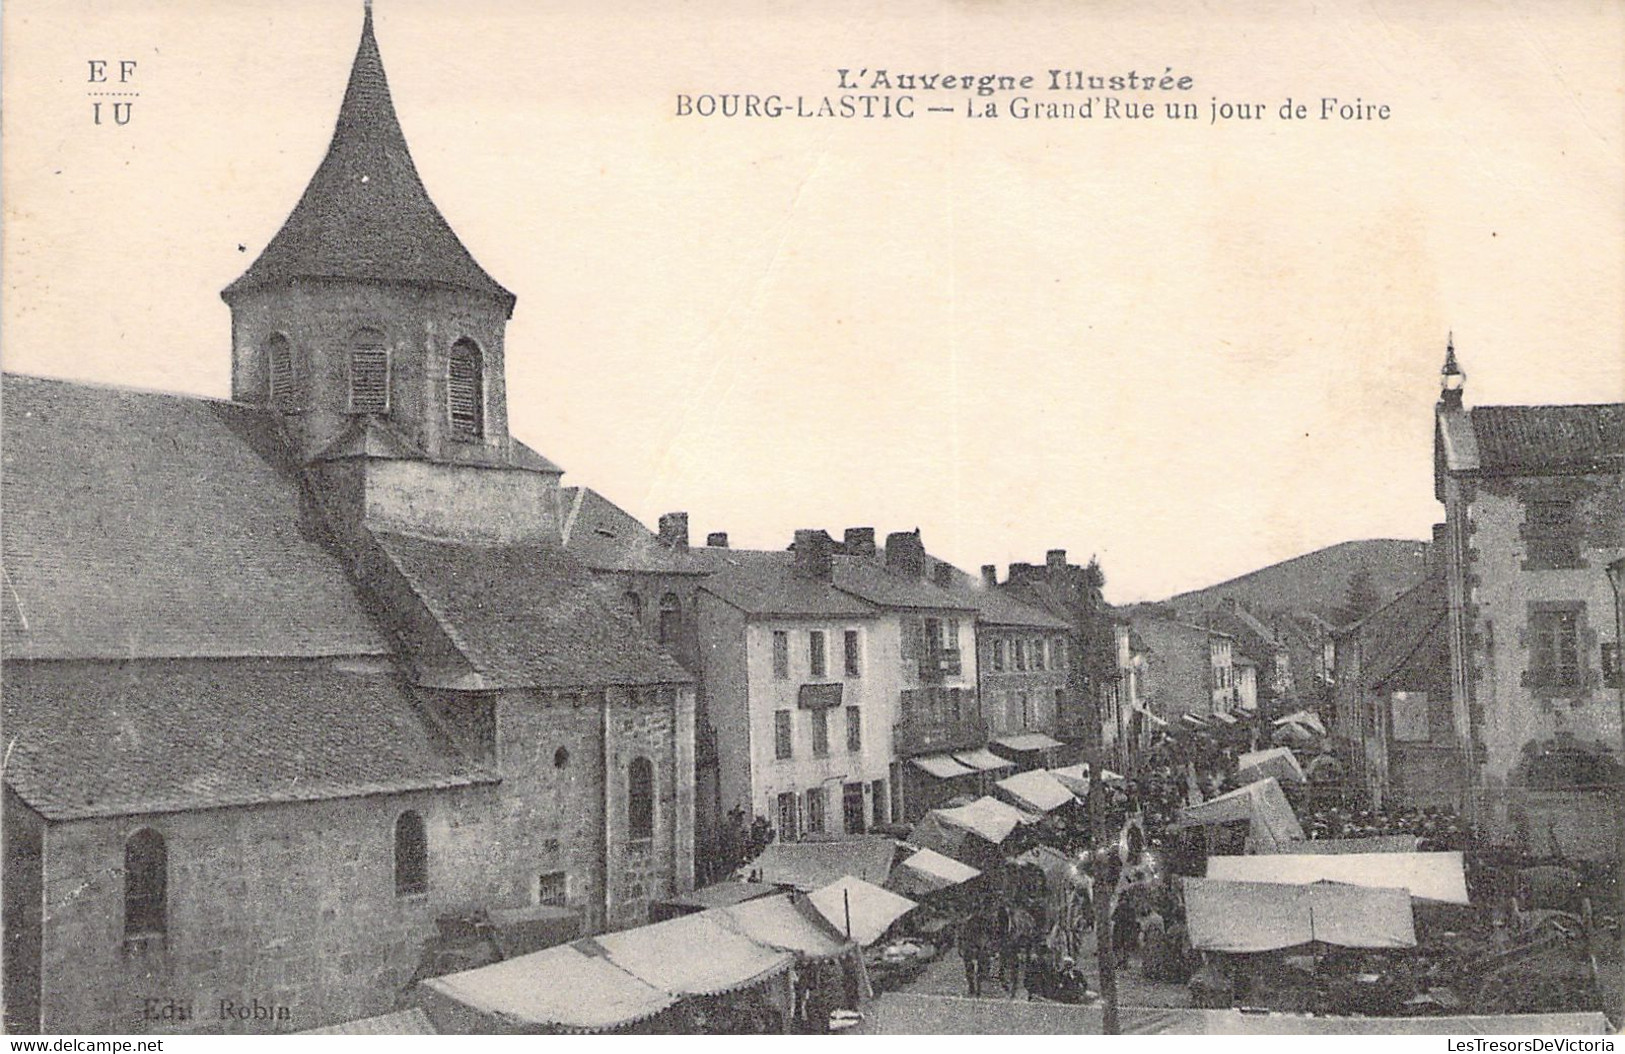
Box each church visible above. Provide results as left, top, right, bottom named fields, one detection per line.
left=2, top=6, right=696, bottom=1034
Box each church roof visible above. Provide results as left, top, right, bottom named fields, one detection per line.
left=2, top=658, right=492, bottom=821
left=559, top=487, right=713, bottom=574
left=373, top=531, right=692, bottom=689
left=2, top=374, right=391, bottom=661
left=221, top=8, right=515, bottom=314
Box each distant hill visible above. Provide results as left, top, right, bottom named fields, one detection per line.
left=1164, top=539, right=1430, bottom=626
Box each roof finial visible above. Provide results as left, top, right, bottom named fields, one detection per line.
left=1440, top=331, right=1465, bottom=409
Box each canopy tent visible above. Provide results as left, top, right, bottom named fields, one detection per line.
left=741, top=836, right=896, bottom=890
left=933, top=796, right=1036, bottom=843
left=856, top=995, right=1614, bottom=1035
left=1274, top=709, right=1327, bottom=735
left=1235, top=746, right=1306, bottom=785
left=911, top=754, right=977, bottom=779
left=992, top=732, right=1065, bottom=753
left=1208, top=710, right=1239, bottom=725
left=1176, top=777, right=1305, bottom=852
left=1206, top=851, right=1470, bottom=904
left=809, top=876, right=917, bottom=946
left=886, top=848, right=981, bottom=898
left=1182, top=877, right=1416, bottom=952
left=714, top=893, right=851, bottom=962
left=995, top=768, right=1076, bottom=813
left=1047, top=763, right=1123, bottom=799
left=653, top=880, right=778, bottom=921
left=1181, top=712, right=1210, bottom=729
left=1294, top=834, right=1420, bottom=855
left=951, top=747, right=1015, bottom=772
left=420, top=942, right=677, bottom=1034
left=592, top=911, right=795, bottom=997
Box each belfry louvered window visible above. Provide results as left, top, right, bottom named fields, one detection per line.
left=266, top=332, right=298, bottom=410
left=348, top=329, right=390, bottom=414
left=448, top=338, right=484, bottom=439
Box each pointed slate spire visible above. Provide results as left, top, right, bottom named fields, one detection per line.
left=224, top=4, right=515, bottom=315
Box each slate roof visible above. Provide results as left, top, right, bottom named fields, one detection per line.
left=559, top=488, right=710, bottom=574
left=373, top=531, right=691, bottom=688
left=1469, top=404, right=1624, bottom=474
left=1, top=658, right=490, bottom=821
left=924, top=559, right=1070, bottom=630
left=832, top=557, right=977, bottom=612
left=1, top=375, right=390, bottom=661
left=1344, top=574, right=1448, bottom=691
left=698, top=551, right=878, bottom=619
left=221, top=8, right=515, bottom=314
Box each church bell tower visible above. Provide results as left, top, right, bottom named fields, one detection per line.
left=222, top=4, right=561, bottom=543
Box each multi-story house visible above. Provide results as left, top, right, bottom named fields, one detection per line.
left=950, top=565, right=1074, bottom=771
left=694, top=529, right=983, bottom=835
left=1128, top=617, right=1238, bottom=728
left=1433, top=344, right=1623, bottom=857
left=1332, top=568, right=1455, bottom=810
left=694, top=532, right=888, bottom=858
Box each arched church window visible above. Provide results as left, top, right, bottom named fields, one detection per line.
left=348, top=328, right=390, bottom=414
left=625, top=592, right=643, bottom=622
left=124, top=828, right=167, bottom=936
left=266, top=332, right=298, bottom=411
left=448, top=338, right=485, bottom=439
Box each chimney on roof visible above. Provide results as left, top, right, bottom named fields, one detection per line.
left=793, top=529, right=833, bottom=581
left=658, top=512, right=689, bottom=550
left=933, top=563, right=953, bottom=588
left=844, top=527, right=876, bottom=557
left=1046, top=549, right=1068, bottom=574
left=1008, top=562, right=1040, bottom=586
left=706, top=531, right=729, bottom=549
left=981, top=564, right=998, bottom=588
left=886, top=530, right=926, bottom=579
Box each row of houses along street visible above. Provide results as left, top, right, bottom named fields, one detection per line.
left=2, top=4, right=1621, bottom=1037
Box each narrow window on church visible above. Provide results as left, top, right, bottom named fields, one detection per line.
left=123, top=828, right=167, bottom=937
left=658, top=594, right=681, bottom=645
left=349, top=329, right=390, bottom=414
left=448, top=338, right=485, bottom=439
left=625, top=591, right=643, bottom=623
left=628, top=757, right=655, bottom=839
left=266, top=332, right=297, bottom=410
left=394, top=811, right=428, bottom=896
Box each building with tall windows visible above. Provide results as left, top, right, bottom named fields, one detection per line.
left=1431, top=342, right=1622, bottom=856
left=1, top=7, right=694, bottom=1034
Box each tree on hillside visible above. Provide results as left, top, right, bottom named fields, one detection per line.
left=1336, top=569, right=1382, bottom=625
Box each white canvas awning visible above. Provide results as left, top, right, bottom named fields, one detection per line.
left=809, top=876, right=917, bottom=946
left=911, top=754, right=977, bottom=779
left=1176, top=777, right=1305, bottom=852
left=1235, top=746, right=1306, bottom=785
left=994, top=732, right=1065, bottom=753
left=952, top=748, right=1015, bottom=772
left=1183, top=877, right=1416, bottom=953
left=995, top=768, right=1077, bottom=813
left=1207, top=851, right=1470, bottom=904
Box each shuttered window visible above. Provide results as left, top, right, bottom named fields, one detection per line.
left=448, top=338, right=484, bottom=439
left=348, top=329, right=390, bottom=413
left=266, top=333, right=297, bottom=410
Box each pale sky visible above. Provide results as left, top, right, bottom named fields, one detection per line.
left=4, top=0, right=1622, bottom=603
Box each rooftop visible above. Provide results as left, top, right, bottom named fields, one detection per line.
left=2, top=658, right=490, bottom=821
left=221, top=7, right=514, bottom=312
left=2, top=374, right=390, bottom=661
